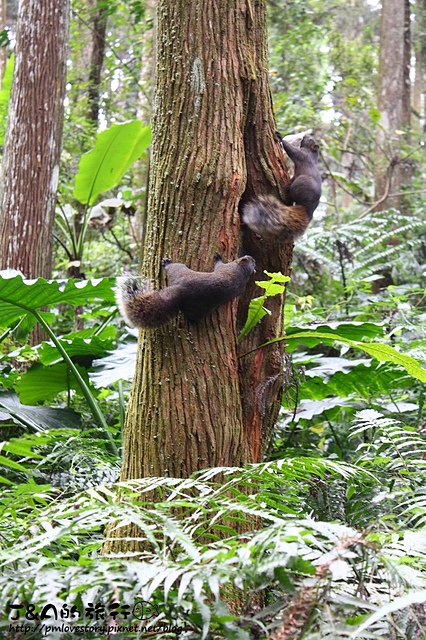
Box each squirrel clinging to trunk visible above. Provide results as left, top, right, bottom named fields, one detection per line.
left=116, top=254, right=256, bottom=329
left=242, top=134, right=322, bottom=242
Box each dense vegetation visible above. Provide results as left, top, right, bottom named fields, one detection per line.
left=0, top=0, right=426, bottom=638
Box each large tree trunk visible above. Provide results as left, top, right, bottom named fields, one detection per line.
left=0, top=0, right=70, bottom=278
left=374, top=0, right=411, bottom=210
left=104, top=0, right=292, bottom=554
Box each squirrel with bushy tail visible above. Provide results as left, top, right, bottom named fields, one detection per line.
left=115, top=133, right=320, bottom=329
left=242, top=133, right=322, bottom=241
left=116, top=254, right=256, bottom=329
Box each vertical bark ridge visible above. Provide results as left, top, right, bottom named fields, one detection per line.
left=237, top=1, right=293, bottom=462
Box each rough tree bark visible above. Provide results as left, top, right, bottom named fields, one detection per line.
left=105, top=0, right=292, bottom=553
left=237, top=6, right=294, bottom=462
left=86, top=0, right=108, bottom=127
left=0, top=0, right=70, bottom=278
left=374, top=0, right=411, bottom=210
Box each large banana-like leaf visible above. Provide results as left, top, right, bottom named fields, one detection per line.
left=73, top=120, right=151, bottom=205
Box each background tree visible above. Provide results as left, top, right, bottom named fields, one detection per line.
left=374, top=0, right=411, bottom=210
left=131, top=0, right=156, bottom=256
left=65, top=0, right=109, bottom=297
left=412, top=0, right=426, bottom=131
left=0, top=0, right=70, bottom=278
left=86, top=0, right=108, bottom=127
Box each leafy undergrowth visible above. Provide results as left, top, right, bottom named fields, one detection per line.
left=2, top=208, right=426, bottom=637
left=1, top=412, right=426, bottom=639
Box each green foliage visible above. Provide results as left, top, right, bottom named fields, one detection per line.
left=73, top=121, right=151, bottom=206
left=57, top=1, right=154, bottom=279
left=0, top=392, right=80, bottom=431
left=286, top=329, right=426, bottom=381
left=3, top=250, right=426, bottom=637
left=0, top=273, right=119, bottom=449
left=268, top=0, right=378, bottom=134
left=55, top=120, right=151, bottom=278
left=277, top=208, right=426, bottom=453
left=0, top=273, right=115, bottom=327
left=1, top=430, right=426, bottom=639
left=238, top=271, right=290, bottom=342
left=268, top=0, right=329, bottom=130
left=0, top=53, right=13, bottom=145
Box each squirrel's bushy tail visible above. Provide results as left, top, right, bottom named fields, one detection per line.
left=243, top=195, right=310, bottom=241
left=116, top=275, right=180, bottom=328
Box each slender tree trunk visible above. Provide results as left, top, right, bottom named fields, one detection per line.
left=69, top=1, right=108, bottom=330
left=0, top=0, right=70, bottom=278
left=87, top=1, right=108, bottom=126
left=374, top=0, right=411, bottom=210
left=104, top=0, right=292, bottom=554
left=412, top=0, right=426, bottom=133
left=134, top=0, right=156, bottom=258
left=137, top=0, right=155, bottom=126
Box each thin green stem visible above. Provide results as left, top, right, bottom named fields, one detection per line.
left=33, top=310, right=118, bottom=455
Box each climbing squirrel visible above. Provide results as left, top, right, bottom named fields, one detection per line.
left=116, top=254, right=256, bottom=329
left=242, top=134, right=322, bottom=241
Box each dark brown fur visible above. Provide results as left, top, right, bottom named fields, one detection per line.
left=116, top=254, right=256, bottom=329
left=243, top=134, right=322, bottom=241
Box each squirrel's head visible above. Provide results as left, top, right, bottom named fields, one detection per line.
left=237, top=255, right=256, bottom=274
left=301, top=135, right=319, bottom=154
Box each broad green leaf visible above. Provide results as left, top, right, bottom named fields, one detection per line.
left=0, top=274, right=115, bottom=328
left=286, top=322, right=384, bottom=351
left=90, top=341, right=137, bottom=387
left=249, top=329, right=426, bottom=383
left=285, top=397, right=353, bottom=423
left=238, top=272, right=289, bottom=342
left=17, top=363, right=93, bottom=405
left=38, top=335, right=114, bottom=366
left=0, top=392, right=81, bottom=430
left=0, top=275, right=114, bottom=441
left=286, top=332, right=426, bottom=383
left=238, top=297, right=270, bottom=342
left=291, top=357, right=411, bottom=402
left=74, top=120, right=152, bottom=205
left=288, top=556, right=316, bottom=575
left=368, top=107, right=381, bottom=124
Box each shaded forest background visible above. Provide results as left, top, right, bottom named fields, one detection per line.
left=0, top=0, right=426, bottom=638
